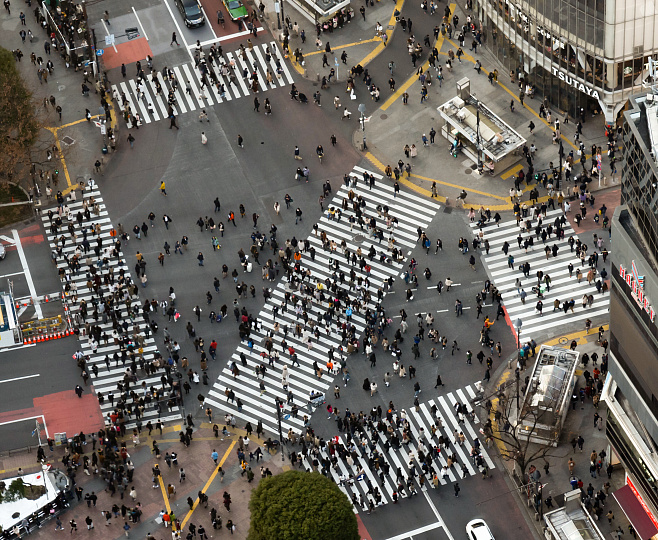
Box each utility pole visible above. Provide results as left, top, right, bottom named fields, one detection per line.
left=275, top=397, right=284, bottom=461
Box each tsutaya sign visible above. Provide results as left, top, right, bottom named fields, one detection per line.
left=551, top=67, right=600, bottom=99
left=619, top=260, right=656, bottom=323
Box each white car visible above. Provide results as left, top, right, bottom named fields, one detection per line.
left=466, top=519, right=495, bottom=540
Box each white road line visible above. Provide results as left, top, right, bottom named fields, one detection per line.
left=0, top=271, right=26, bottom=278
left=424, top=490, right=455, bottom=540
left=0, top=373, right=40, bottom=384
left=161, top=0, right=194, bottom=62
left=0, top=235, right=15, bottom=244
left=132, top=6, right=149, bottom=40
left=188, top=27, right=266, bottom=48
left=12, top=229, right=42, bottom=319
left=101, top=19, right=118, bottom=52
left=271, top=41, right=294, bottom=84
left=0, top=343, right=36, bottom=352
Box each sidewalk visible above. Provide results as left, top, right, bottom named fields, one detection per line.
left=486, top=325, right=629, bottom=539
left=0, top=421, right=288, bottom=539
left=349, top=4, right=615, bottom=208
left=262, top=0, right=398, bottom=79
left=1, top=8, right=112, bottom=198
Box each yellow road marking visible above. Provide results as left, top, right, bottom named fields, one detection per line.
left=543, top=324, right=609, bottom=347
left=179, top=440, right=236, bottom=530
left=380, top=3, right=456, bottom=111
left=365, top=151, right=507, bottom=204
left=500, top=164, right=523, bottom=180
left=302, top=37, right=379, bottom=58
left=157, top=475, right=173, bottom=514
left=44, top=127, right=72, bottom=188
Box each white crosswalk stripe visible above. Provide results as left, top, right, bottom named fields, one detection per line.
left=469, top=209, right=610, bottom=341
left=285, top=384, right=494, bottom=511
left=41, top=188, right=184, bottom=429
left=204, top=167, right=492, bottom=508
left=112, top=42, right=292, bottom=127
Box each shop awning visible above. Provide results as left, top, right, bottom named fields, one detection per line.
left=613, top=485, right=658, bottom=539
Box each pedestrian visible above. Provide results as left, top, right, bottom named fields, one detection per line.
left=201, top=132, right=208, bottom=145
left=127, top=133, right=135, bottom=148
left=171, top=32, right=180, bottom=46
left=237, top=134, right=244, bottom=148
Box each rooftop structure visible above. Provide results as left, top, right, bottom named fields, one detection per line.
left=517, top=345, right=580, bottom=446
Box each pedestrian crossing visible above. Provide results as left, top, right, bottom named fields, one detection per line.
left=40, top=187, right=184, bottom=430
left=469, top=208, right=610, bottom=342
left=205, top=166, right=439, bottom=434
left=291, top=385, right=495, bottom=510
left=200, top=167, right=493, bottom=506
left=111, top=41, right=294, bottom=126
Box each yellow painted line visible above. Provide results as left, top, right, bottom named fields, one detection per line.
left=44, top=127, right=72, bottom=188
left=303, top=38, right=379, bottom=58
left=365, top=151, right=507, bottom=203
left=500, top=164, right=523, bottom=180
left=380, top=3, right=456, bottom=111
left=413, top=171, right=508, bottom=201
left=365, top=152, right=445, bottom=202
left=158, top=475, right=172, bottom=514
left=180, top=440, right=236, bottom=530
left=543, top=324, right=609, bottom=348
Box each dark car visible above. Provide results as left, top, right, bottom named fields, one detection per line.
left=174, top=0, right=206, bottom=27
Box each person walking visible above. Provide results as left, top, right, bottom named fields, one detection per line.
left=237, top=134, right=244, bottom=148
left=171, top=32, right=180, bottom=46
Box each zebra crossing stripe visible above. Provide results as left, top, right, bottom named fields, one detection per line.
left=40, top=189, right=184, bottom=429
left=127, top=79, right=151, bottom=124
left=271, top=41, right=294, bottom=84
left=470, top=210, right=609, bottom=340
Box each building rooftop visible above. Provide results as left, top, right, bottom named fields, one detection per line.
left=438, top=95, right=526, bottom=162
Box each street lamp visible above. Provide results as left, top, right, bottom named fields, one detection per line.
left=557, top=140, right=564, bottom=192
left=358, top=103, right=367, bottom=151
left=515, top=318, right=522, bottom=416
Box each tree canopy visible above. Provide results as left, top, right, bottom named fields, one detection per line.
left=248, top=470, right=359, bottom=540
left=0, top=46, right=40, bottom=181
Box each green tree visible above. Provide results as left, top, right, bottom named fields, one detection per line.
left=0, top=46, right=40, bottom=182
left=248, top=470, right=358, bottom=540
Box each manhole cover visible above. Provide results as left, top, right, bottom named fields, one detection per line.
left=352, top=234, right=365, bottom=243
left=312, top=82, right=319, bottom=86
left=464, top=169, right=472, bottom=175
left=61, top=136, right=75, bottom=146
left=443, top=207, right=453, bottom=214
left=558, top=337, right=569, bottom=344
left=380, top=114, right=388, bottom=120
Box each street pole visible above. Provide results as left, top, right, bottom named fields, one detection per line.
left=275, top=1, right=281, bottom=30
left=275, top=398, right=284, bottom=461
left=515, top=318, right=522, bottom=417
left=558, top=141, right=564, bottom=193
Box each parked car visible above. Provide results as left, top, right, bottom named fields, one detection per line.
left=466, top=519, right=495, bottom=540
left=222, top=0, right=248, bottom=21
left=174, top=0, right=205, bottom=27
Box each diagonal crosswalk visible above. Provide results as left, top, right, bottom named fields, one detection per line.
left=205, top=166, right=438, bottom=434
left=111, top=41, right=294, bottom=126
left=293, top=384, right=496, bottom=511
left=203, top=167, right=493, bottom=508
left=470, top=209, right=610, bottom=341
left=41, top=188, right=184, bottom=430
